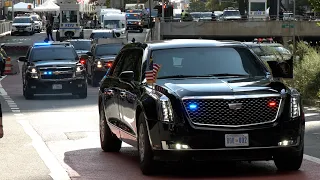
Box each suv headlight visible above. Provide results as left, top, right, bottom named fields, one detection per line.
left=96, top=60, right=103, bottom=68
left=291, top=96, right=301, bottom=118
left=75, top=66, right=84, bottom=76
left=159, top=95, right=173, bottom=122
left=27, top=67, right=38, bottom=78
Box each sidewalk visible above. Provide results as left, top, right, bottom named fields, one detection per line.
left=0, top=77, right=52, bottom=180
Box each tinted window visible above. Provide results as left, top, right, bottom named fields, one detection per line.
left=61, top=10, right=77, bottom=23
left=151, top=10, right=158, bottom=17
left=69, top=41, right=91, bottom=51
left=201, top=13, right=212, bottom=17
left=119, top=49, right=142, bottom=81
left=104, top=20, right=125, bottom=29
left=250, top=2, right=266, bottom=11
left=126, top=14, right=140, bottom=19
left=223, top=11, right=240, bottom=16
left=151, top=47, right=266, bottom=78
left=191, top=13, right=201, bottom=18
left=95, top=44, right=123, bottom=56
left=90, top=32, right=115, bottom=39
left=13, top=18, right=31, bottom=23
left=31, top=47, right=77, bottom=61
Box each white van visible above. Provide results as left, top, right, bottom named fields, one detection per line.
left=102, top=13, right=127, bottom=41
left=99, top=8, right=121, bottom=26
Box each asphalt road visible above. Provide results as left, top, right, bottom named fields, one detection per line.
left=0, top=30, right=320, bottom=180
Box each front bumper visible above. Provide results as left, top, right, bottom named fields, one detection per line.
left=148, top=117, right=304, bottom=161
left=11, top=26, right=33, bottom=33
left=127, top=24, right=143, bottom=30
left=26, top=77, right=86, bottom=94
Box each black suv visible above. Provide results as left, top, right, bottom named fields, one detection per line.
left=126, top=13, right=143, bottom=33
left=98, top=39, right=304, bottom=175
left=19, top=42, right=87, bottom=99
left=84, top=43, right=123, bottom=87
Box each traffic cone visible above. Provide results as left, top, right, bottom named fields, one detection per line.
left=4, top=57, right=12, bottom=75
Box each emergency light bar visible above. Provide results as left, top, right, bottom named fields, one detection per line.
left=33, top=42, right=72, bottom=47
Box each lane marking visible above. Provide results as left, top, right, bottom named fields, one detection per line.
left=18, top=120, right=71, bottom=180
left=0, top=76, right=70, bottom=180
left=305, top=113, right=320, bottom=117
left=304, top=154, right=320, bottom=164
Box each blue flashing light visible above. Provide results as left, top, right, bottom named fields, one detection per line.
left=34, top=42, right=51, bottom=46
left=43, top=71, right=48, bottom=75
left=188, top=103, right=198, bottom=110
left=48, top=71, right=52, bottom=75
left=44, top=71, right=53, bottom=75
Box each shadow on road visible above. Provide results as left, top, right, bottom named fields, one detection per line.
left=63, top=147, right=308, bottom=179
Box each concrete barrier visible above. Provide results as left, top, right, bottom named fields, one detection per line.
left=0, top=21, right=11, bottom=37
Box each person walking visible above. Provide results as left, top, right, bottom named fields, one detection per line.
left=93, top=13, right=97, bottom=29
left=46, top=22, right=54, bottom=41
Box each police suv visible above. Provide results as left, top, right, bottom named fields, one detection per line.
left=19, top=42, right=87, bottom=99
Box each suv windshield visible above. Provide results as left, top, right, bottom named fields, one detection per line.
left=69, top=41, right=91, bottom=51
left=151, top=47, right=266, bottom=78
left=126, top=14, right=140, bottom=19
left=90, top=32, right=115, bottom=39
left=260, top=46, right=291, bottom=56
left=96, top=44, right=123, bottom=56
left=13, top=18, right=31, bottom=23
left=31, top=47, right=77, bottom=61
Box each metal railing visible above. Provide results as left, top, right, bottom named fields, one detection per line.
left=0, top=22, right=11, bottom=36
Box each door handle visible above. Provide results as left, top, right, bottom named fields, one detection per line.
left=120, top=91, right=126, bottom=98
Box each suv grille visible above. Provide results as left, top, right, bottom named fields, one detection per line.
left=41, top=74, right=73, bottom=79
left=39, top=67, right=74, bottom=80
left=183, top=97, right=281, bottom=127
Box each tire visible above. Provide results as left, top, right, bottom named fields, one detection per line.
left=99, top=103, right=122, bottom=152
left=137, top=113, right=156, bottom=175
left=23, top=84, right=34, bottom=100
left=274, top=148, right=303, bottom=171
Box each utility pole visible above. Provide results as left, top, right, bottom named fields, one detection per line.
left=162, top=0, right=164, bottom=21
left=277, top=0, right=279, bottom=20
left=11, top=0, right=14, bottom=20
left=148, top=0, right=153, bottom=39
left=293, top=0, right=296, bottom=56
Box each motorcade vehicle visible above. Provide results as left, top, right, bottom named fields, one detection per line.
left=19, top=42, right=87, bottom=99
left=30, top=14, right=42, bottom=33
left=65, top=39, right=92, bottom=58
left=84, top=39, right=123, bottom=86
left=98, top=39, right=303, bottom=175
left=219, top=8, right=242, bottom=21
left=102, top=13, right=128, bottom=41
left=126, top=13, right=143, bottom=33
left=89, top=29, right=117, bottom=43
left=11, top=16, right=35, bottom=35
left=126, top=9, right=149, bottom=27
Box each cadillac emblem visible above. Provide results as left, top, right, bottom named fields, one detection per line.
left=228, top=103, right=242, bottom=110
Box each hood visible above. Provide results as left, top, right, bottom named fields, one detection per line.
left=76, top=50, right=89, bottom=55
left=12, top=23, right=32, bottom=26
left=155, top=77, right=285, bottom=97
left=96, top=55, right=116, bottom=61
left=32, top=60, right=77, bottom=67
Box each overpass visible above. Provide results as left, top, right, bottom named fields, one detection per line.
left=151, top=21, right=320, bottom=43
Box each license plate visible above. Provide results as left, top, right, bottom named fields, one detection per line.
left=225, top=134, right=249, bottom=147
left=52, top=84, right=62, bottom=90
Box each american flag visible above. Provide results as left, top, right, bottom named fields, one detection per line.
left=146, top=63, right=161, bottom=84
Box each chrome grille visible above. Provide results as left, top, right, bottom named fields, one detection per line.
left=183, top=97, right=281, bottom=127
left=39, top=67, right=74, bottom=79
left=41, top=74, right=73, bottom=79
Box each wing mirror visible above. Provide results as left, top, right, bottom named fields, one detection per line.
left=119, top=71, right=134, bottom=82
left=19, top=56, right=27, bottom=62
left=267, top=58, right=293, bottom=79
left=86, top=52, right=93, bottom=56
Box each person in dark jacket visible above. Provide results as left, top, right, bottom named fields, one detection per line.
left=46, top=22, right=54, bottom=41
left=0, top=102, right=3, bottom=138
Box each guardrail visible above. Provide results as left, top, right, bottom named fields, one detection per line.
left=0, top=22, right=11, bottom=37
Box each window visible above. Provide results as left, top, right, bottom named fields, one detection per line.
left=151, top=47, right=266, bottom=79
left=104, top=20, right=126, bottom=29
left=31, top=48, right=77, bottom=61
left=126, top=14, right=140, bottom=20
left=90, top=32, right=115, bottom=39
left=250, top=2, right=266, bottom=11
left=119, top=49, right=142, bottom=81
left=95, top=44, right=123, bottom=56
left=69, top=41, right=91, bottom=51
left=61, top=10, right=78, bottom=23
left=13, top=18, right=31, bottom=23
left=223, top=11, right=240, bottom=16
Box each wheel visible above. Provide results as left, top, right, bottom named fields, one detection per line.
left=23, top=84, right=34, bottom=100
left=274, top=148, right=303, bottom=171
left=137, top=113, right=157, bottom=175
left=99, top=103, right=122, bottom=152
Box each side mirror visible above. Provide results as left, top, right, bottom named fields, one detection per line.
left=267, top=58, right=293, bottom=79
left=19, top=56, right=27, bottom=62
left=119, top=71, right=134, bottom=82
left=86, top=52, right=93, bottom=56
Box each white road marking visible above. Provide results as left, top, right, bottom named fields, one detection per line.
left=304, top=154, right=320, bottom=164
left=305, top=113, right=320, bottom=117
left=0, top=75, right=70, bottom=180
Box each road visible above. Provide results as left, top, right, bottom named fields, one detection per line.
left=0, top=31, right=320, bottom=180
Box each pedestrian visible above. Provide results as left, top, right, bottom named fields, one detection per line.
left=0, top=101, right=3, bottom=138
left=46, top=22, right=54, bottom=41
left=93, top=13, right=97, bottom=29
left=211, top=11, right=216, bottom=21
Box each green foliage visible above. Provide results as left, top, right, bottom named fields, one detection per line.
left=285, top=42, right=320, bottom=99
left=189, top=0, right=207, bottom=12
left=106, top=0, right=110, bottom=7
left=205, top=0, right=238, bottom=11
left=309, top=0, right=320, bottom=12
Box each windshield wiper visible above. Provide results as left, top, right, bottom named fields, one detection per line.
left=157, top=75, right=212, bottom=79
left=208, top=73, right=250, bottom=77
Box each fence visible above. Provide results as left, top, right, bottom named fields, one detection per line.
left=0, top=22, right=11, bottom=37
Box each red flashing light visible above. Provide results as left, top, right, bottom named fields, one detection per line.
left=106, top=61, right=113, bottom=68
left=268, top=101, right=277, bottom=108
left=80, top=58, right=86, bottom=65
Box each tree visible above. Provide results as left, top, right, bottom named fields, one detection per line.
left=308, top=0, right=320, bottom=12
left=205, top=0, right=238, bottom=11
left=189, top=0, right=207, bottom=12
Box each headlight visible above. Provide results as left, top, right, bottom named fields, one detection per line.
left=138, top=22, right=141, bottom=25
left=153, top=18, right=155, bottom=22
left=28, top=67, right=37, bottom=73
left=159, top=95, right=173, bottom=122
left=291, top=96, right=300, bottom=118
left=96, top=61, right=103, bottom=68
left=76, top=66, right=82, bottom=72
